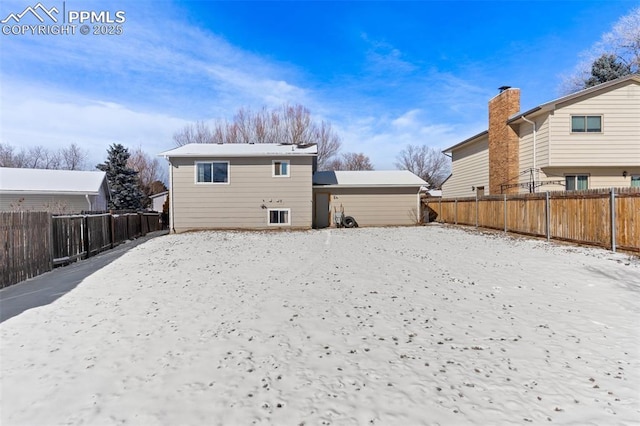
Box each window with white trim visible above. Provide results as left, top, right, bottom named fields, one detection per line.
left=196, top=161, right=229, bottom=184
left=565, top=175, right=588, bottom=191
left=631, top=175, right=640, bottom=188
left=571, top=115, right=601, bottom=133
left=268, top=209, right=290, bottom=225
left=273, top=160, right=290, bottom=177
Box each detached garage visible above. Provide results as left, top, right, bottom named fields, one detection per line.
left=312, top=170, right=427, bottom=228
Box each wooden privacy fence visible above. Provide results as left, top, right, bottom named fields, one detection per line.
left=1, top=211, right=161, bottom=288
left=424, top=188, right=640, bottom=253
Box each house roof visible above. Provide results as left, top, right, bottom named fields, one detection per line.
left=313, top=170, right=427, bottom=187
left=149, top=191, right=169, bottom=199
left=442, top=130, right=488, bottom=154
left=159, top=143, right=318, bottom=158
left=508, top=73, right=640, bottom=124
left=442, top=74, right=640, bottom=153
left=0, top=168, right=107, bottom=195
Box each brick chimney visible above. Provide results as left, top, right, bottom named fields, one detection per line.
left=488, top=87, right=520, bottom=194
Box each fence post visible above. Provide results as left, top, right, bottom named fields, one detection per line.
left=610, top=188, right=616, bottom=253
left=439, top=198, right=442, bottom=223
left=475, top=192, right=478, bottom=228
left=83, top=215, right=90, bottom=259
left=545, top=191, right=551, bottom=242
left=48, top=214, right=54, bottom=270
left=503, top=194, right=507, bottom=232
left=454, top=199, right=458, bottom=225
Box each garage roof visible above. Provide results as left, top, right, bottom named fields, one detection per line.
left=0, top=168, right=107, bottom=194
left=313, top=170, right=427, bottom=187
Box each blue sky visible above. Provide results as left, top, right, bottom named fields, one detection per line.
left=1, top=0, right=638, bottom=170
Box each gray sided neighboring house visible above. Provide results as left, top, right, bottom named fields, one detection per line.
left=0, top=168, right=109, bottom=213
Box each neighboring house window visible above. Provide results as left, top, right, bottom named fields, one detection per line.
left=631, top=175, right=640, bottom=188
left=268, top=208, right=290, bottom=225
left=196, top=161, right=229, bottom=184
left=565, top=175, right=588, bottom=191
left=273, top=160, right=290, bottom=177
left=571, top=115, right=602, bottom=133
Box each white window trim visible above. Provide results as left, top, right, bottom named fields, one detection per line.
left=272, top=160, right=291, bottom=178
left=565, top=174, right=589, bottom=191
left=570, top=114, right=603, bottom=134
left=267, top=208, right=291, bottom=226
left=194, top=161, right=230, bottom=185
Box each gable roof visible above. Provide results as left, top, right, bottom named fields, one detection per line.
left=313, top=170, right=427, bottom=187
left=508, top=73, right=640, bottom=124
left=159, top=143, right=318, bottom=158
left=442, top=74, right=640, bottom=153
left=0, top=168, right=108, bottom=194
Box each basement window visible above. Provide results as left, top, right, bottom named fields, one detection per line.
left=571, top=115, right=601, bottom=133
left=268, top=209, right=290, bottom=225
left=631, top=175, right=640, bottom=188
left=565, top=175, right=589, bottom=191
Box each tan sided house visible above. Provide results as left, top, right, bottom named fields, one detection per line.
left=312, top=171, right=426, bottom=228
left=442, top=74, right=640, bottom=198
left=160, top=143, right=317, bottom=232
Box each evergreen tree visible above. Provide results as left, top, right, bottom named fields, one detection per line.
left=584, top=54, right=632, bottom=88
left=97, top=143, right=144, bottom=210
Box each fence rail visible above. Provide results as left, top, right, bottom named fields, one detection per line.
left=424, top=188, right=640, bottom=253
left=1, top=211, right=161, bottom=288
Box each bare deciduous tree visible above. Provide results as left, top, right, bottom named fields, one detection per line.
left=314, top=121, right=342, bottom=170
left=395, top=144, right=450, bottom=188
left=173, top=121, right=215, bottom=145
left=60, top=143, right=88, bottom=170
left=0, top=143, right=87, bottom=170
left=340, top=152, right=374, bottom=171
left=327, top=152, right=374, bottom=171
left=562, top=7, right=639, bottom=93
left=127, top=147, right=167, bottom=208
left=0, top=143, right=26, bottom=167
left=172, top=103, right=344, bottom=170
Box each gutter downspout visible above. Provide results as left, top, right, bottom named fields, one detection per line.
left=165, top=156, right=175, bottom=234
left=521, top=115, right=536, bottom=192
left=85, top=194, right=92, bottom=211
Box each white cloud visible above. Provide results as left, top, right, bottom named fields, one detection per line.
left=1, top=82, right=188, bottom=168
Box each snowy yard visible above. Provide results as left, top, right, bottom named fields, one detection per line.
left=1, top=225, right=639, bottom=425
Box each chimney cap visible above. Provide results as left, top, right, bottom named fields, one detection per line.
left=498, top=86, right=511, bottom=93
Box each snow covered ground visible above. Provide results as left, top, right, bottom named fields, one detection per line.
left=1, top=225, right=639, bottom=425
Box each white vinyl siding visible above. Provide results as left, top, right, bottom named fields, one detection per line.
left=539, top=167, right=634, bottom=191
left=441, top=135, right=489, bottom=198
left=171, top=156, right=313, bottom=231
left=518, top=113, right=551, bottom=186
left=548, top=81, right=640, bottom=167
left=0, top=193, right=100, bottom=213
